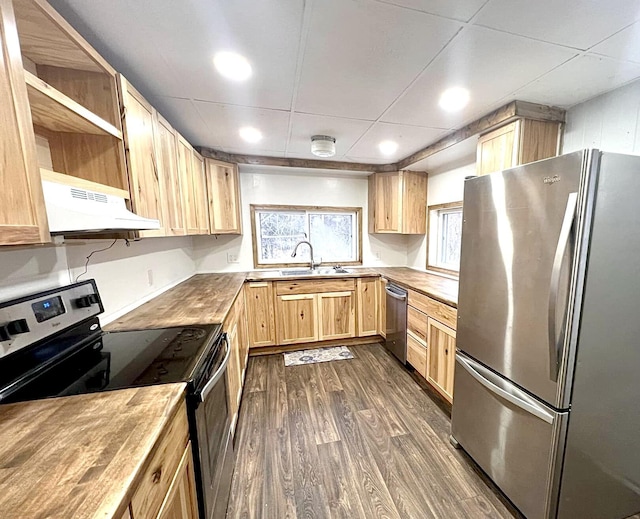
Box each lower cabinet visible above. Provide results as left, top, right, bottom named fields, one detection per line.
left=356, top=277, right=378, bottom=337
left=407, top=332, right=428, bottom=379
left=156, top=444, right=199, bottom=519
left=119, top=402, right=198, bottom=519
left=224, top=286, right=249, bottom=434
left=378, top=277, right=388, bottom=337
left=245, top=282, right=276, bottom=347
left=318, top=291, right=355, bottom=340
left=427, top=317, right=456, bottom=403
left=275, top=293, right=318, bottom=345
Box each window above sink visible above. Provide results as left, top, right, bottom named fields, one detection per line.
left=250, top=204, right=362, bottom=269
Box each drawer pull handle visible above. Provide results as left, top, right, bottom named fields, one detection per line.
left=152, top=467, right=162, bottom=483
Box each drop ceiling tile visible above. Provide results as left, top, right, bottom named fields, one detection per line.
left=286, top=113, right=373, bottom=160
left=592, top=22, right=640, bottom=63
left=193, top=101, right=290, bottom=151
left=374, top=0, right=489, bottom=22
left=513, top=55, right=640, bottom=108
left=347, top=123, right=447, bottom=162
left=295, top=0, right=462, bottom=120
left=382, top=26, right=577, bottom=128
left=474, top=0, right=640, bottom=50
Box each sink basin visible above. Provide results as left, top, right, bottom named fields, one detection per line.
left=280, top=269, right=314, bottom=276
left=279, top=267, right=351, bottom=276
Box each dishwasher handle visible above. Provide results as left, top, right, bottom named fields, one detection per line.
left=385, top=285, right=407, bottom=301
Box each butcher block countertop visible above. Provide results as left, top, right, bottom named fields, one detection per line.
left=106, top=267, right=458, bottom=332
left=105, top=272, right=246, bottom=331
left=378, top=267, right=459, bottom=307
left=0, top=383, right=186, bottom=519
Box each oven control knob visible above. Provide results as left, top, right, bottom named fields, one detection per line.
left=0, top=325, right=10, bottom=342
left=75, top=294, right=99, bottom=308
left=7, top=319, right=29, bottom=335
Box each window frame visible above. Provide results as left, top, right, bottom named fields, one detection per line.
left=427, top=201, right=464, bottom=276
left=250, top=204, right=363, bottom=269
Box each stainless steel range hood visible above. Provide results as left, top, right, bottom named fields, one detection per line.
left=41, top=179, right=160, bottom=234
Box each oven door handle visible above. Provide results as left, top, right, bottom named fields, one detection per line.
left=197, top=333, right=230, bottom=403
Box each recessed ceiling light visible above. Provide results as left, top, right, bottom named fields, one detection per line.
left=239, top=126, right=262, bottom=143
left=439, top=87, right=470, bottom=112
left=311, top=135, right=336, bottom=157
left=213, top=51, right=252, bottom=81
left=378, top=140, right=398, bottom=156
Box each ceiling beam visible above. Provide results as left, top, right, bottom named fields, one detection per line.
left=198, top=147, right=397, bottom=173
left=198, top=100, right=565, bottom=174
left=394, top=100, right=566, bottom=170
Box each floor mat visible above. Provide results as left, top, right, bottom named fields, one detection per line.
left=283, top=345, right=354, bottom=366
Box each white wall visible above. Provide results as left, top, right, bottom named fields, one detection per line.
left=194, top=168, right=410, bottom=271
left=407, top=162, right=475, bottom=269
left=0, top=236, right=195, bottom=324
left=563, top=78, right=640, bottom=154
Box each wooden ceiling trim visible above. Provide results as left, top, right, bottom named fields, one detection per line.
left=198, top=101, right=565, bottom=173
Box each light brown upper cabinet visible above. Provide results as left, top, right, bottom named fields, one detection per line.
left=476, top=119, right=561, bottom=176
left=0, top=0, right=49, bottom=245
left=153, top=113, right=186, bottom=236
left=191, top=151, right=210, bottom=235
left=176, top=135, right=199, bottom=235
left=118, top=76, right=165, bottom=237
left=368, top=170, right=427, bottom=234
left=205, top=159, right=242, bottom=234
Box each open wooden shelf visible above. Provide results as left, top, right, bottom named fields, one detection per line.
left=40, top=168, right=130, bottom=200
left=24, top=70, right=122, bottom=139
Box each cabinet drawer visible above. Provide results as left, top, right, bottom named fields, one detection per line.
left=131, top=401, right=189, bottom=519
left=275, top=278, right=355, bottom=295
left=407, top=332, right=427, bottom=378
left=425, top=298, right=457, bottom=330
left=407, top=289, right=430, bottom=314
left=407, top=306, right=427, bottom=343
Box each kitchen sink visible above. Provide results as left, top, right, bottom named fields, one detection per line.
left=279, top=267, right=351, bottom=276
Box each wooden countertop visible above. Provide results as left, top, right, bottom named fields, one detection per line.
left=106, top=267, right=458, bottom=332
left=0, top=383, right=186, bottom=519
left=245, top=267, right=380, bottom=281
left=377, top=267, right=459, bottom=307
left=105, top=272, right=246, bottom=331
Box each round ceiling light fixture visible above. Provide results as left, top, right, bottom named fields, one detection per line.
left=239, top=126, right=262, bottom=143
left=213, top=51, right=252, bottom=81
left=311, top=135, right=336, bottom=158
left=439, top=86, right=470, bottom=112
left=378, top=140, right=399, bottom=156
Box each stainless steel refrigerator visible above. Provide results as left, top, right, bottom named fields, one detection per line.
left=451, top=149, right=640, bottom=519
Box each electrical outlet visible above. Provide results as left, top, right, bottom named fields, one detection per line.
left=374, top=250, right=381, bottom=260
left=147, top=269, right=153, bottom=286
left=227, top=253, right=239, bottom=264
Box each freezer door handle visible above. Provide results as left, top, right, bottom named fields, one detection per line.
left=456, top=354, right=555, bottom=424
left=548, top=192, right=578, bottom=381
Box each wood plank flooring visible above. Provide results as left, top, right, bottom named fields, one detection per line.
left=227, top=343, right=520, bottom=519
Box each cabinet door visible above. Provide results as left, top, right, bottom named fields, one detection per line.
left=407, top=332, right=427, bottom=379
left=154, top=113, right=185, bottom=235
left=378, top=278, right=388, bottom=337
left=225, top=318, right=242, bottom=425
left=206, top=159, right=242, bottom=234
left=236, top=287, right=249, bottom=374
left=119, top=77, right=165, bottom=237
left=275, top=294, right=318, bottom=345
left=245, top=282, right=276, bottom=347
left=427, top=317, right=456, bottom=402
left=191, top=151, right=209, bottom=235
left=176, top=135, right=198, bottom=235
left=370, top=172, right=402, bottom=232
left=0, top=0, right=49, bottom=245
left=356, top=277, right=378, bottom=337
left=401, top=170, right=427, bottom=234
left=476, top=121, right=518, bottom=176
left=156, top=443, right=199, bottom=519
left=318, top=291, right=355, bottom=341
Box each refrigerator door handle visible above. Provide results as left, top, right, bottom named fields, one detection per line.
left=456, top=354, right=555, bottom=424
left=548, top=192, right=578, bottom=382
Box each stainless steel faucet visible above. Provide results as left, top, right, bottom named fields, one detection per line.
left=291, top=240, right=317, bottom=270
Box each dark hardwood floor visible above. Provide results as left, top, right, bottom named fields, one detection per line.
left=227, top=343, right=519, bottom=519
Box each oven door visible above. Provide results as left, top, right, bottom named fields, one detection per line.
left=190, top=333, right=235, bottom=519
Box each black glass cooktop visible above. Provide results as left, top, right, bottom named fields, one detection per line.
left=0, top=317, right=222, bottom=404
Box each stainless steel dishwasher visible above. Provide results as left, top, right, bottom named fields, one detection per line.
left=385, top=283, right=407, bottom=363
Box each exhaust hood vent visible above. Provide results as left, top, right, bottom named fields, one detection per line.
left=42, top=179, right=161, bottom=234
